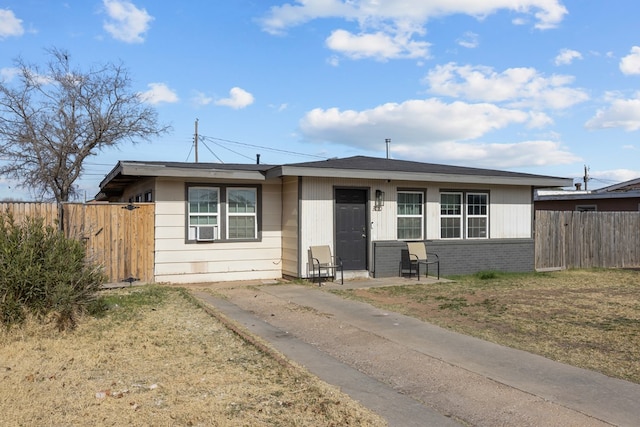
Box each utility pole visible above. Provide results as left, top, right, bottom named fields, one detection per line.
left=583, top=165, right=589, bottom=191
left=194, top=118, right=199, bottom=163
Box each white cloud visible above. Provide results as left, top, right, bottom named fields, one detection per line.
left=102, top=0, right=153, bottom=43
left=620, top=46, right=640, bottom=75
left=585, top=93, right=640, bottom=131
left=191, top=91, right=213, bottom=107
left=260, top=1, right=566, bottom=61
left=393, top=140, right=580, bottom=168
left=554, top=48, right=582, bottom=66
left=299, top=98, right=578, bottom=167
left=326, top=29, right=430, bottom=60
left=424, top=63, right=589, bottom=110
left=0, top=9, right=24, bottom=39
left=215, top=87, right=255, bottom=109
left=591, top=169, right=640, bottom=185
left=0, top=67, right=20, bottom=81
left=0, top=66, right=51, bottom=85
left=327, top=55, right=340, bottom=67
left=138, top=83, right=179, bottom=105
left=300, top=98, right=533, bottom=146
left=269, top=103, right=288, bottom=112
left=457, top=31, right=479, bottom=49
left=261, top=0, right=567, bottom=34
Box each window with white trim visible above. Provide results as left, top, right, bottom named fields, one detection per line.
left=440, top=192, right=462, bottom=238
left=227, top=188, right=257, bottom=239
left=188, top=187, right=219, bottom=240
left=397, top=191, right=424, bottom=240
left=440, top=192, right=489, bottom=239
left=466, top=193, right=488, bottom=238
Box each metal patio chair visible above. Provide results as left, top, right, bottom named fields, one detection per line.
left=406, top=241, right=440, bottom=280
left=309, top=245, right=343, bottom=286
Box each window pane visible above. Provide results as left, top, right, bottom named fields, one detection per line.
left=467, top=194, right=487, bottom=215
left=228, top=216, right=256, bottom=239
left=398, top=217, right=422, bottom=240
left=440, top=217, right=461, bottom=238
left=468, top=217, right=487, bottom=238
left=398, top=192, right=422, bottom=215
left=229, top=189, right=256, bottom=213
left=397, top=191, right=423, bottom=239
left=188, top=188, right=218, bottom=213
left=188, top=187, right=218, bottom=228
left=440, top=193, right=461, bottom=215
left=189, top=215, right=217, bottom=226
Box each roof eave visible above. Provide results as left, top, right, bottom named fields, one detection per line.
left=99, top=161, right=125, bottom=189
left=118, top=162, right=267, bottom=181
left=268, top=166, right=572, bottom=188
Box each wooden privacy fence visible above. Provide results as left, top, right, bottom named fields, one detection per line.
left=535, top=210, right=640, bottom=270
left=0, top=202, right=59, bottom=226
left=0, top=202, right=155, bottom=283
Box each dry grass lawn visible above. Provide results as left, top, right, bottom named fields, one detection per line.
left=335, top=269, right=640, bottom=384
left=0, top=286, right=385, bottom=426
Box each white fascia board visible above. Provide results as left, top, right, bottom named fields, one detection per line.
left=270, top=166, right=572, bottom=188
left=120, top=162, right=266, bottom=181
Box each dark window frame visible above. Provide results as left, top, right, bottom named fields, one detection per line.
left=185, top=183, right=262, bottom=243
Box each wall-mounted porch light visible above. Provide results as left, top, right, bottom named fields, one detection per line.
left=374, top=189, right=385, bottom=211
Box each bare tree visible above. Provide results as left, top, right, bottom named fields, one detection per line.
left=0, top=48, right=170, bottom=202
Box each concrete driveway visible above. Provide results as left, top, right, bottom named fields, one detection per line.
left=191, top=278, right=640, bottom=426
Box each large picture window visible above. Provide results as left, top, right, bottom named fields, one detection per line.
left=187, top=185, right=260, bottom=242
left=397, top=191, right=424, bottom=240
left=440, top=191, right=488, bottom=239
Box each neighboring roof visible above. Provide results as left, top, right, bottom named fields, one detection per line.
left=267, top=156, right=572, bottom=188
left=534, top=190, right=640, bottom=201
left=593, top=177, right=640, bottom=193
left=535, top=176, right=640, bottom=202
left=97, top=156, right=573, bottom=200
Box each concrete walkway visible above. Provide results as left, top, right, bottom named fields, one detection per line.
left=192, top=278, right=640, bottom=426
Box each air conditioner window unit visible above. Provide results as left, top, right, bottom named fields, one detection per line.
left=196, top=225, right=218, bottom=241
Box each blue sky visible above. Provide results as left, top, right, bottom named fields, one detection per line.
left=1, top=0, right=640, bottom=200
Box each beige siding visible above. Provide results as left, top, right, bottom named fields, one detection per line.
left=153, top=178, right=283, bottom=284
left=299, top=177, right=397, bottom=276
left=426, top=182, right=533, bottom=239
left=298, top=178, right=534, bottom=276
left=489, top=186, right=533, bottom=238
left=281, top=176, right=299, bottom=277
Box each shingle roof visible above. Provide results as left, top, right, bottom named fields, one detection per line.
left=282, top=156, right=560, bottom=179
left=97, top=155, right=572, bottom=201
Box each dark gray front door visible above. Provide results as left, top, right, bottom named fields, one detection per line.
left=335, top=189, right=368, bottom=270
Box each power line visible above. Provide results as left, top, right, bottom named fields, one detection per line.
left=199, top=134, right=327, bottom=160
left=198, top=137, right=225, bottom=163
left=205, top=139, right=253, bottom=162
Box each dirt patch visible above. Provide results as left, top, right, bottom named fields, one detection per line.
left=338, top=269, right=640, bottom=383
left=0, top=286, right=386, bottom=426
